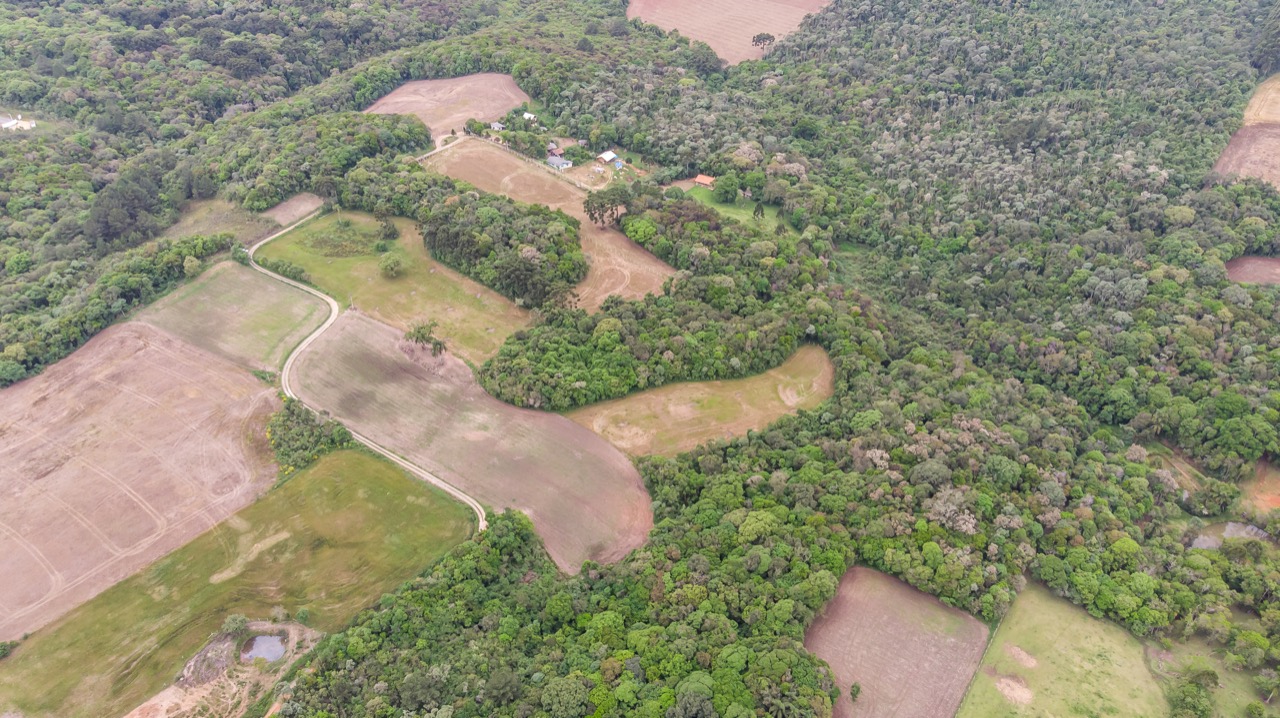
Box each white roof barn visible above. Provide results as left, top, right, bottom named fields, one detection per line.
left=597, top=151, right=618, bottom=163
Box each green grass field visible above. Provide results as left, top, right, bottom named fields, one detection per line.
left=0, top=450, right=474, bottom=718
left=683, top=185, right=790, bottom=232
left=1147, top=637, right=1266, bottom=716
left=255, top=211, right=528, bottom=364
left=138, top=261, right=328, bottom=371
left=957, top=582, right=1167, bottom=718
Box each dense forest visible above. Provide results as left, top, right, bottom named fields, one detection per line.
left=7, top=0, right=1280, bottom=715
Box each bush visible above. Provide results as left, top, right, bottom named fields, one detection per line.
left=266, top=398, right=354, bottom=478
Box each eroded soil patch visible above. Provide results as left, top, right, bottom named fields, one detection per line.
left=627, top=0, right=832, bottom=64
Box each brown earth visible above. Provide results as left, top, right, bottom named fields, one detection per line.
left=1243, top=459, right=1280, bottom=513
left=804, top=567, right=988, bottom=718
left=160, top=199, right=278, bottom=244
left=1214, top=124, right=1280, bottom=191
left=0, top=323, right=278, bottom=641
left=1244, top=74, right=1280, bottom=126
left=626, top=0, right=832, bottom=64
left=365, top=74, right=529, bottom=144
left=260, top=193, right=324, bottom=226
left=290, top=311, right=652, bottom=572
left=1227, top=256, right=1280, bottom=285
left=424, top=139, right=674, bottom=311
left=566, top=344, right=834, bottom=456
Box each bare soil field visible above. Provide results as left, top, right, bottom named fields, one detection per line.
left=160, top=199, right=278, bottom=244
left=626, top=0, right=831, bottom=64
left=259, top=193, right=324, bottom=226
left=1227, top=255, right=1280, bottom=284
left=567, top=344, right=834, bottom=456
left=0, top=323, right=277, bottom=641
left=1243, top=459, right=1280, bottom=513
left=1244, top=73, right=1280, bottom=126
left=424, top=139, right=674, bottom=311
left=805, top=567, right=988, bottom=718
left=365, top=74, right=529, bottom=143
left=291, top=311, right=652, bottom=572
left=138, top=261, right=328, bottom=371
left=1214, top=124, right=1280, bottom=190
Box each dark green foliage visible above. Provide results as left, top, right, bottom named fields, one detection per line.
left=255, top=258, right=310, bottom=285
left=419, top=192, right=587, bottom=308
left=266, top=399, right=354, bottom=478
left=0, top=641, right=17, bottom=660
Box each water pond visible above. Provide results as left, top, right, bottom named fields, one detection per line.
left=240, top=634, right=286, bottom=662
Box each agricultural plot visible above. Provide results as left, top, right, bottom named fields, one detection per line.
left=290, top=312, right=652, bottom=571
left=423, top=138, right=675, bottom=312
left=364, top=73, right=529, bottom=143
left=259, top=193, right=324, bottom=226
left=805, top=567, right=988, bottom=718
left=137, top=261, right=328, bottom=371
left=1243, top=459, right=1280, bottom=513
left=626, top=0, right=832, bottom=64
left=1227, top=256, right=1280, bottom=285
left=0, top=450, right=473, bottom=718
left=0, top=323, right=278, bottom=642
left=159, top=199, right=278, bottom=244
left=956, top=583, right=1166, bottom=718
left=254, top=212, right=529, bottom=363
left=566, top=344, right=834, bottom=456
left=1216, top=73, right=1280, bottom=190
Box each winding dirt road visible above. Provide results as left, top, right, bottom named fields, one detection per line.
left=247, top=214, right=489, bottom=533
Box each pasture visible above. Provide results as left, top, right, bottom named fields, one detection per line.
left=680, top=184, right=790, bottom=231
left=0, top=323, right=277, bottom=642
left=566, top=344, right=834, bottom=456
left=804, top=567, right=988, bottom=718
left=956, top=582, right=1166, bottom=718
left=626, top=0, right=832, bottom=64
left=423, top=138, right=675, bottom=312
left=1147, top=637, right=1267, bottom=716
left=0, top=450, right=472, bottom=718
left=290, top=312, right=652, bottom=572
left=254, top=212, right=529, bottom=363
left=365, top=73, right=529, bottom=143
left=160, top=199, right=278, bottom=244
left=259, top=193, right=324, bottom=226
left=138, top=261, right=328, bottom=371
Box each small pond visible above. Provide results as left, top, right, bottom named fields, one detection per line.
left=240, top=634, right=286, bottom=662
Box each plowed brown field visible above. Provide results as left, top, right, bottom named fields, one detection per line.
left=365, top=74, right=529, bottom=143
left=805, top=567, right=988, bottom=718
left=290, top=311, right=652, bottom=572
left=0, top=323, right=277, bottom=640
left=1216, top=73, right=1280, bottom=190
left=1227, top=256, right=1280, bottom=284
left=626, top=0, right=831, bottom=64
left=424, top=139, right=674, bottom=311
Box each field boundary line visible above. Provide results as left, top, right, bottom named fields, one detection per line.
left=247, top=211, right=489, bottom=534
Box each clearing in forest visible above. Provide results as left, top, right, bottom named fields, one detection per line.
left=259, top=193, right=324, bottom=226
left=1242, top=459, right=1280, bottom=513
left=1216, top=73, right=1280, bottom=190
left=424, top=138, right=674, bottom=311
left=290, top=312, right=652, bottom=572
left=956, top=583, right=1166, bottom=718
left=0, top=450, right=473, bottom=718
left=1146, top=636, right=1270, bottom=716
left=1226, top=255, right=1280, bottom=285
left=566, top=344, right=834, bottom=456
left=626, top=0, right=832, bottom=65
left=364, top=74, right=529, bottom=144
left=0, top=323, right=278, bottom=642
left=254, top=212, right=529, bottom=363
left=804, top=567, right=987, bottom=718
left=137, top=261, right=328, bottom=371
left=160, top=199, right=278, bottom=244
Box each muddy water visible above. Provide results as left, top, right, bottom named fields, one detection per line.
left=240, top=634, right=285, bottom=662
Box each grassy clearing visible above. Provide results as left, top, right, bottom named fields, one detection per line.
left=1147, top=637, right=1266, bottom=716
left=0, top=450, right=474, bottom=718
left=160, top=199, right=279, bottom=244
left=566, top=344, right=834, bottom=456
left=137, top=261, right=327, bottom=371
left=683, top=185, right=790, bottom=232
left=957, top=582, right=1167, bottom=718
left=255, top=211, right=528, bottom=364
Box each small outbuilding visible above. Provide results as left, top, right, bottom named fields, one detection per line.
left=693, top=174, right=716, bottom=188
left=523, top=112, right=537, bottom=121
left=490, top=121, right=506, bottom=131
left=547, top=156, right=574, bottom=171
left=597, top=150, right=618, bottom=163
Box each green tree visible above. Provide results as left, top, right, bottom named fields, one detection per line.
left=379, top=252, right=404, bottom=278
left=713, top=172, right=741, bottom=203
left=405, top=321, right=446, bottom=356
left=222, top=614, right=248, bottom=637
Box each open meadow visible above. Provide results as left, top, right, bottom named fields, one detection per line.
left=259, top=193, right=324, bottom=226
left=138, top=261, right=328, bottom=371
left=566, top=344, right=834, bottom=456
left=254, top=212, right=529, bottom=363
left=956, top=582, right=1167, bottom=718
left=0, top=323, right=278, bottom=641
left=291, top=311, right=652, bottom=572
left=626, top=0, right=831, bottom=64
left=0, top=450, right=473, bottom=718
left=365, top=73, right=529, bottom=144
left=805, top=567, right=988, bottom=718
left=423, top=138, right=675, bottom=311
left=159, top=199, right=279, bottom=244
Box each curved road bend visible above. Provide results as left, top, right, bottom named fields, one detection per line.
left=247, top=213, right=490, bottom=533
